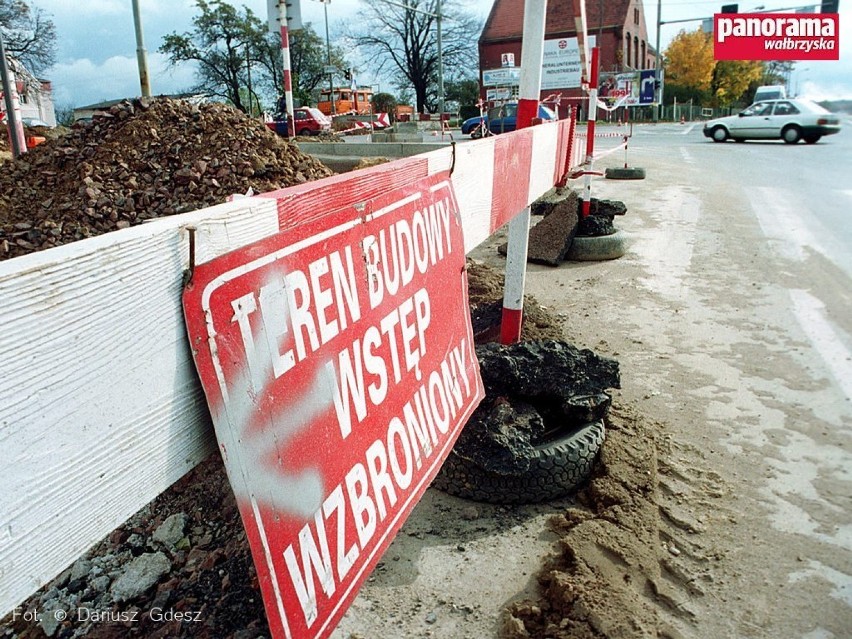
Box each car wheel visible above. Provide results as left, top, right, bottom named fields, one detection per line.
left=298, top=128, right=312, bottom=136
left=567, top=230, right=629, bottom=261
left=471, top=126, right=483, bottom=139
left=782, top=125, right=802, bottom=144
left=804, top=134, right=821, bottom=144
left=711, top=126, right=728, bottom=143
left=432, top=420, right=605, bottom=504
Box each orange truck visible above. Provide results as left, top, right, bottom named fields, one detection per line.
left=318, top=87, right=415, bottom=121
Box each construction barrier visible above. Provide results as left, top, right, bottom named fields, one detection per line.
left=0, top=116, right=582, bottom=619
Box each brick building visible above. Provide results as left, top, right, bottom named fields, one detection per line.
left=479, top=0, right=656, bottom=118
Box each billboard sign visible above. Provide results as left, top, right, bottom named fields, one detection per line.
left=183, top=172, right=484, bottom=639
left=599, top=69, right=657, bottom=106
left=541, top=35, right=596, bottom=90
left=482, top=67, right=522, bottom=86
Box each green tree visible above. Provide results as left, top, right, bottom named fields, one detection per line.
left=0, top=0, right=56, bottom=73
left=372, top=92, right=397, bottom=117
left=160, top=0, right=262, bottom=113
left=254, top=24, right=348, bottom=108
left=347, top=0, right=481, bottom=113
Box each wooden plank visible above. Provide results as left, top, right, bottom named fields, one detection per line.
left=0, top=198, right=279, bottom=617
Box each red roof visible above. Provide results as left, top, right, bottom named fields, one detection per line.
left=481, top=0, right=636, bottom=43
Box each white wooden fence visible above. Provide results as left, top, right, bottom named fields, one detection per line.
left=0, top=120, right=577, bottom=617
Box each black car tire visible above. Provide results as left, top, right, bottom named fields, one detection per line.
left=567, top=230, right=628, bottom=261
left=471, top=125, right=484, bottom=139
left=298, top=128, right=312, bottom=136
left=782, top=125, right=802, bottom=144
left=605, top=166, right=645, bottom=180
left=804, top=134, right=821, bottom=144
left=711, top=126, right=728, bottom=143
left=432, top=420, right=605, bottom=504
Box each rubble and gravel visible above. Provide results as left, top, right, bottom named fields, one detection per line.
left=0, top=98, right=333, bottom=261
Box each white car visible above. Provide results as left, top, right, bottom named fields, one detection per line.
left=702, top=99, right=841, bottom=144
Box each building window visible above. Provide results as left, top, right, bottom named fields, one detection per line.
left=634, top=8, right=639, bottom=24
left=625, top=32, right=631, bottom=67
left=634, top=37, right=639, bottom=70
left=641, top=42, right=646, bottom=69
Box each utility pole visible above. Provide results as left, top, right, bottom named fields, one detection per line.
left=131, top=0, right=152, bottom=97
left=322, top=0, right=335, bottom=115
left=654, top=0, right=661, bottom=121
left=0, top=31, right=25, bottom=158
left=436, top=0, right=444, bottom=117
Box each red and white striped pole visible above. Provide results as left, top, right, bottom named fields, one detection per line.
left=500, top=0, right=548, bottom=345
left=278, top=1, right=295, bottom=140
left=581, top=45, right=600, bottom=218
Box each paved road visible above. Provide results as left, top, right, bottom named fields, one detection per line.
left=552, top=121, right=852, bottom=636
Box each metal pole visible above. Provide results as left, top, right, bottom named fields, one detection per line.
left=436, top=0, right=445, bottom=118
left=500, top=0, right=547, bottom=346
left=278, top=0, right=295, bottom=139
left=131, top=0, right=152, bottom=97
left=654, top=0, right=661, bottom=122
left=0, top=32, right=25, bottom=157
left=246, top=44, right=254, bottom=116
left=324, top=1, right=335, bottom=115
left=581, top=45, right=600, bottom=219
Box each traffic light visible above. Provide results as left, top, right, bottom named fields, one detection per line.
left=721, top=4, right=738, bottom=13
left=343, top=69, right=352, bottom=81
left=820, top=0, right=838, bottom=12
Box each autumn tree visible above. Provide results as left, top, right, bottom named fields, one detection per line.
left=0, top=0, right=56, bottom=73
left=664, top=27, right=765, bottom=106
left=712, top=60, right=763, bottom=106
left=664, top=29, right=715, bottom=93
left=346, top=0, right=481, bottom=113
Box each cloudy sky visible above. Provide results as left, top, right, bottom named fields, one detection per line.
left=39, top=0, right=852, bottom=110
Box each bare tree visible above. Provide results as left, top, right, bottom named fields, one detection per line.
left=0, top=0, right=56, bottom=73
left=347, top=0, right=480, bottom=113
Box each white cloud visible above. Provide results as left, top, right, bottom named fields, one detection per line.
left=50, top=52, right=198, bottom=108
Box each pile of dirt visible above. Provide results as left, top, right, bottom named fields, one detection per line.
left=504, top=403, right=673, bottom=639
left=0, top=98, right=334, bottom=261
left=467, top=260, right=565, bottom=342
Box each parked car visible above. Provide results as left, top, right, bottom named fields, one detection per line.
left=266, top=107, right=332, bottom=137
left=702, top=99, right=841, bottom=144
left=461, top=103, right=558, bottom=138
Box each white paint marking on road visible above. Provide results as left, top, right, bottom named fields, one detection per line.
left=680, top=123, right=697, bottom=135
left=749, top=186, right=830, bottom=264
left=789, top=288, right=852, bottom=402
left=679, top=147, right=695, bottom=165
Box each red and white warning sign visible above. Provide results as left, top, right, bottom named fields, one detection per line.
left=183, top=171, right=484, bottom=639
